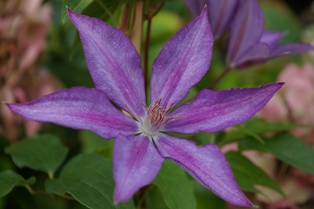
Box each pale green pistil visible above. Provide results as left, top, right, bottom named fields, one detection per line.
left=139, top=99, right=174, bottom=136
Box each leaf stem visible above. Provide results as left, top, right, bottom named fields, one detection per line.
left=129, top=1, right=144, bottom=54
left=207, top=66, right=231, bottom=89
left=144, top=15, right=152, bottom=105
left=120, top=4, right=129, bottom=31
left=137, top=185, right=155, bottom=209
left=48, top=171, right=54, bottom=179
left=24, top=184, right=46, bottom=195
left=24, top=184, right=76, bottom=200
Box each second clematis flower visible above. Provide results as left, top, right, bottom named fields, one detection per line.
left=6, top=8, right=283, bottom=207
left=227, top=0, right=313, bottom=69
left=184, top=0, right=313, bottom=69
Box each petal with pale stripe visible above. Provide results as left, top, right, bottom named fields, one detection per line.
left=164, top=83, right=283, bottom=134
left=150, top=8, right=213, bottom=107
left=113, top=134, right=164, bottom=203
left=155, top=134, right=254, bottom=207
left=6, top=87, right=137, bottom=139
left=207, top=0, right=239, bottom=39
left=67, top=9, right=145, bottom=118
left=227, top=0, right=263, bottom=66
left=272, top=43, right=314, bottom=57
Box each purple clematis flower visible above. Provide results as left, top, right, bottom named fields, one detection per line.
left=184, top=0, right=313, bottom=69
left=6, top=8, right=283, bottom=206
left=183, top=0, right=239, bottom=39
left=227, top=0, right=313, bottom=69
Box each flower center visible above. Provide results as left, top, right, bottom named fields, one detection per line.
left=140, top=99, right=174, bottom=136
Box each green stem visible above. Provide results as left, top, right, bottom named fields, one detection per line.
left=24, top=184, right=76, bottom=200
left=48, top=171, right=54, bottom=179
left=24, top=184, right=46, bottom=195
left=144, top=16, right=152, bottom=105
left=137, top=185, right=155, bottom=209
left=129, top=1, right=143, bottom=54
left=120, top=4, right=129, bottom=31
left=207, top=67, right=231, bottom=89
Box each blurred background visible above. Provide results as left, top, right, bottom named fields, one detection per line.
left=1, top=0, right=314, bottom=208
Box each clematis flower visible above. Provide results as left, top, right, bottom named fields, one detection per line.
left=183, top=0, right=313, bottom=69
left=227, top=0, right=313, bottom=69
left=5, top=8, right=283, bottom=206
left=183, top=0, right=239, bottom=39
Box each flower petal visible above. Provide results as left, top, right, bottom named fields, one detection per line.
left=183, top=0, right=238, bottom=39
left=164, top=83, right=283, bottom=134
left=150, top=8, right=213, bottom=107
left=233, top=43, right=271, bottom=69
left=227, top=0, right=264, bottom=66
left=260, top=30, right=285, bottom=50
left=207, top=0, right=239, bottom=39
left=67, top=9, right=145, bottom=117
left=234, top=42, right=313, bottom=69
left=272, top=43, right=314, bottom=57
left=6, top=87, right=137, bottom=139
left=154, top=134, right=253, bottom=207
left=113, top=134, right=164, bottom=203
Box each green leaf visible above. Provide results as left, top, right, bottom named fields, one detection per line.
left=193, top=181, right=226, bottom=209
left=239, top=133, right=314, bottom=174
left=82, top=0, right=119, bottom=20
left=265, top=134, right=314, bottom=174
left=61, top=0, right=82, bottom=24
left=261, top=1, right=303, bottom=43
left=45, top=153, right=134, bottom=209
left=146, top=186, right=170, bottom=209
left=153, top=161, right=196, bottom=209
left=79, top=130, right=109, bottom=153
left=225, top=151, right=284, bottom=196
left=236, top=181, right=262, bottom=194
left=0, top=170, right=35, bottom=197
left=220, top=117, right=302, bottom=145
left=5, top=135, right=68, bottom=177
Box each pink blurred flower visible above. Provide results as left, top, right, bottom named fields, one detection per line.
left=257, top=64, right=314, bottom=208
left=259, top=63, right=314, bottom=144
left=0, top=0, right=61, bottom=141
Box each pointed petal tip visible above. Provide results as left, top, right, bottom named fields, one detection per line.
left=252, top=203, right=260, bottom=208
left=66, top=7, right=75, bottom=19
left=255, top=82, right=284, bottom=93
left=113, top=190, right=132, bottom=205
left=5, top=103, right=20, bottom=114
left=113, top=193, right=127, bottom=205
left=113, top=184, right=131, bottom=204
left=66, top=7, right=82, bottom=23
left=66, top=6, right=71, bottom=14
left=4, top=103, right=36, bottom=122
left=264, top=82, right=284, bottom=91
left=239, top=198, right=258, bottom=208
left=199, top=5, right=209, bottom=23
left=201, top=4, right=207, bottom=14
left=233, top=200, right=256, bottom=208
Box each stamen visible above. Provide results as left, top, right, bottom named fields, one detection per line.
left=139, top=98, right=178, bottom=136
